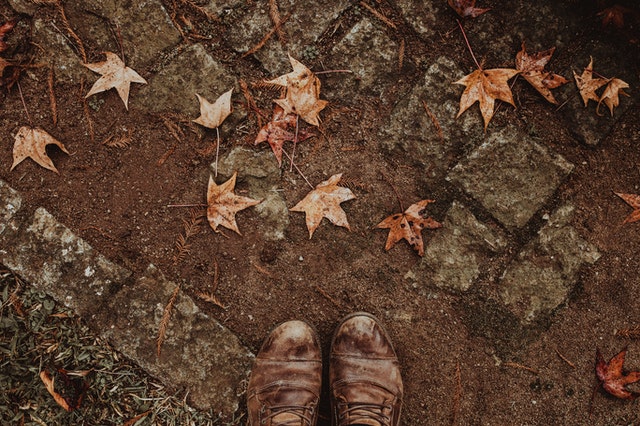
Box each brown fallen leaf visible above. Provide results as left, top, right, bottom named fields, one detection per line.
left=596, top=347, right=640, bottom=400
left=448, top=0, right=490, bottom=18
left=0, top=20, right=16, bottom=54
left=207, top=171, right=262, bottom=235
left=193, top=88, right=233, bottom=129
left=84, top=52, right=147, bottom=110
left=39, top=367, right=89, bottom=412
left=598, top=77, right=630, bottom=116
left=268, top=55, right=328, bottom=126
left=573, top=57, right=608, bottom=107
left=598, top=4, right=631, bottom=29
left=515, top=42, right=568, bottom=104
left=254, top=105, right=314, bottom=166
left=454, top=67, right=519, bottom=129
left=376, top=199, right=442, bottom=256
left=615, top=192, right=640, bottom=224
left=11, top=126, right=69, bottom=173
left=290, top=173, right=355, bottom=238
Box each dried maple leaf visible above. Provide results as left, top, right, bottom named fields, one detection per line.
left=596, top=347, right=640, bottom=400
left=254, top=105, right=313, bottom=166
left=448, top=0, right=490, bottom=18
left=598, top=5, right=631, bottom=29
left=193, top=88, right=233, bottom=129
left=376, top=199, right=442, bottom=256
left=615, top=192, right=640, bottom=224
left=573, top=57, right=608, bottom=107
left=11, top=126, right=69, bottom=173
left=515, top=42, right=568, bottom=104
left=207, top=171, right=262, bottom=235
left=40, top=367, right=89, bottom=412
left=0, top=20, right=16, bottom=54
left=268, top=55, right=328, bottom=126
left=290, top=173, right=355, bottom=238
left=84, top=52, right=147, bottom=110
left=454, top=67, right=519, bottom=129
left=598, top=78, right=630, bottom=116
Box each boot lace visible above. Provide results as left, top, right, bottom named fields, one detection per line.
left=260, top=403, right=315, bottom=426
left=337, top=401, right=392, bottom=426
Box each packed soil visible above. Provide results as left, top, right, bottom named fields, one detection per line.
left=1, top=1, right=640, bottom=424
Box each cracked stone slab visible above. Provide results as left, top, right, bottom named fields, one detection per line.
left=0, top=207, right=131, bottom=318
left=225, top=0, right=349, bottom=74
left=381, top=56, right=482, bottom=185
left=396, top=0, right=444, bottom=39
left=500, top=204, right=601, bottom=323
left=448, top=126, right=574, bottom=229
left=217, top=146, right=289, bottom=240
left=100, top=264, right=254, bottom=415
left=0, top=179, right=22, bottom=242
left=415, top=201, right=508, bottom=292
left=324, top=17, right=399, bottom=101
left=138, top=44, right=237, bottom=117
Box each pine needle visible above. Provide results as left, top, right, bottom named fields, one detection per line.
left=359, top=1, right=396, bottom=29
left=48, top=67, right=57, bottom=126
left=157, top=285, right=180, bottom=357
left=421, top=100, right=444, bottom=142
left=616, top=325, right=640, bottom=339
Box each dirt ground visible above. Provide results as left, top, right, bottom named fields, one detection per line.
left=2, top=0, right=640, bottom=424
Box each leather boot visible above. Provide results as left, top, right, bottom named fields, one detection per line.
left=247, top=320, right=322, bottom=426
left=329, top=312, right=403, bottom=426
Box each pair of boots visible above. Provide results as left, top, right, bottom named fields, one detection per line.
left=247, top=312, right=403, bottom=426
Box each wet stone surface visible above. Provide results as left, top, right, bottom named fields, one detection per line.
left=500, top=204, right=601, bottom=323
left=448, top=126, right=574, bottom=229
left=417, top=201, right=508, bottom=292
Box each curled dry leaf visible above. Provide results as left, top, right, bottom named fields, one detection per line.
left=598, top=5, right=631, bottom=29
left=598, top=78, right=629, bottom=116
left=376, top=199, right=442, bottom=256
left=193, top=88, right=233, bottom=129
left=11, top=126, right=69, bottom=173
left=207, top=171, right=262, bottom=235
left=447, top=0, right=490, bottom=18
left=515, top=42, right=568, bottom=104
left=454, top=68, right=519, bottom=130
left=615, top=192, right=640, bottom=224
left=254, top=105, right=314, bottom=166
left=268, top=55, right=328, bottom=126
left=596, top=347, right=640, bottom=400
left=39, top=367, right=89, bottom=412
left=84, top=52, right=147, bottom=110
left=290, top=173, right=355, bottom=238
left=573, top=57, right=608, bottom=107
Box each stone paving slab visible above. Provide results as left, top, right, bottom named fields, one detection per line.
left=0, top=179, right=253, bottom=416
left=500, top=204, right=601, bottom=323
left=416, top=201, right=508, bottom=292
left=448, top=126, right=574, bottom=229
left=100, top=264, right=253, bottom=414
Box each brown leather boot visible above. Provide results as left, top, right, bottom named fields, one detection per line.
left=247, top=320, right=322, bottom=426
left=329, top=312, right=403, bottom=426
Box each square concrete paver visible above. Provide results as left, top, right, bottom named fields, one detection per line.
left=448, top=126, right=574, bottom=229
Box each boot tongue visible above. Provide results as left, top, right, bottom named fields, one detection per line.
left=272, top=412, right=304, bottom=425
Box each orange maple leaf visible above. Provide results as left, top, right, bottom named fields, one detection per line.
left=515, top=42, right=568, bottom=104
left=615, top=192, right=640, bottom=224
left=84, top=52, right=147, bottom=110
left=447, top=0, right=490, bottom=18
left=598, top=78, right=630, bottom=116
left=376, top=199, right=442, bottom=256
left=11, top=126, right=69, bottom=173
left=573, top=57, right=608, bottom=107
left=454, top=67, right=519, bottom=129
left=596, top=347, right=640, bottom=400
left=207, top=172, right=262, bottom=235
left=290, top=173, right=355, bottom=238
left=40, top=367, right=89, bottom=412
left=254, top=105, right=314, bottom=166
left=268, top=55, right=328, bottom=126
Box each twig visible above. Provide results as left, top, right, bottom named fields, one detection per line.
left=380, top=172, right=404, bottom=212
left=48, top=67, right=57, bottom=126
left=421, top=100, right=444, bottom=142
left=252, top=261, right=277, bottom=279
left=451, top=361, right=461, bottom=425
left=503, top=361, right=539, bottom=375
left=282, top=149, right=313, bottom=189
left=268, top=0, right=287, bottom=44
left=80, top=78, right=95, bottom=142
left=17, top=81, right=32, bottom=126
left=314, top=285, right=342, bottom=308
left=166, top=203, right=208, bottom=208
left=456, top=19, right=480, bottom=70
left=157, top=285, right=181, bottom=357
left=555, top=349, right=576, bottom=369
left=214, top=127, right=220, bottom=177
left=242, top=12, right=291, bottom=58
left=398, top=38, right=405, bottom=72
left=54, top=0, right=86, bottom=63
left=359, top=1, right=397, bottom=29
left=157, top=144, right=177, bottom=166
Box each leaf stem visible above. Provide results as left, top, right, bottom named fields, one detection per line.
left=289, top=114, right=299, bottom=172
left=214, top=127, right=220, bottom=177
left=380, top=172, right=404, bottom=212
left=17, top=81, right=32, bottom=126
left=282, top=149, right=313, bottom=189
left=457, top=19, right=481, bottom=70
